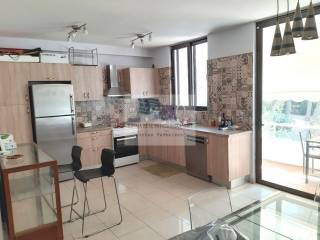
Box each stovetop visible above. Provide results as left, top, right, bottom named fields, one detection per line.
left=112, top=126, right=138, bottom=137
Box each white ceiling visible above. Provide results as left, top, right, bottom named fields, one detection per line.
left=0, top=0, right=318, bottom=48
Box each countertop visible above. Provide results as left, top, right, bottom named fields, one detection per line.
left=135, top=121, right=251, bottom=136
left=76, top=121, right=251, bottom=136
left=76, top=125, right=112, bottom=133
left=179, top=124, right=249, bottom=136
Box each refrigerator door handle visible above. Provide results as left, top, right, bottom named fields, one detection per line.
left=71, top=117, right=75, bottom=136
left=69, top=94, right=74, bottom=113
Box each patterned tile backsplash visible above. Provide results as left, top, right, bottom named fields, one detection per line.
left=76, top=53, right=253, bottom=129
left=207, top=52, right=253, bottom=129
left=75, top=98, right=139, bottom=127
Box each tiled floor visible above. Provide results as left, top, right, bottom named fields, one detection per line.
left=263, top=159, right=320, bottom=194
left=1, top=160, right=276, bottom=240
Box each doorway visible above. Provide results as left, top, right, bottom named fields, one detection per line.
left=256, top=11, right=320, bottom=198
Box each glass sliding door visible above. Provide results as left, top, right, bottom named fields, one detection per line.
left=256, top=12, right=320, bottom=198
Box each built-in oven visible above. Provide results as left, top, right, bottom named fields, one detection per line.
left=112, top=126, right=139, bottom=167
left=113, top=135, right=139, bottom=159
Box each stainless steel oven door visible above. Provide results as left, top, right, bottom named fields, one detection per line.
left=114, top=135, right=138, bottom=159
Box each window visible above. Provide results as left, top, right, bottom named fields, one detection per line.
left=171, top=38, right=208, bottom=110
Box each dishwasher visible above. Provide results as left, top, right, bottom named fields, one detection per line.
left=185, top=135, right=210, bottom=181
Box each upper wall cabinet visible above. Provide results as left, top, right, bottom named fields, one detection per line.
left=71, top=66, right=104, bottom=101
left=29, top=63, right=71, bottom=81
left=0, top=62, right=30, bottom=106
left=119, top=68, right=159, bottom=99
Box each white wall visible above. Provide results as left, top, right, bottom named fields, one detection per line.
left=151, top=46, right=171, bottom=68
left=208, top=23, right=256, bottom=59
left=0, top=36, right=153, bottom=68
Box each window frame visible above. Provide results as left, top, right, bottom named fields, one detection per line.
left=171, top=37, right=208, bottom=111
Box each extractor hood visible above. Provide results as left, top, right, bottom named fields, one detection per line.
left=105, top=65, right=130, bottom=97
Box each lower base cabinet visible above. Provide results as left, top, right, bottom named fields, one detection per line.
left=207, top=132, right=252, bottom=185
left=77, top=129, right=112, bottom=167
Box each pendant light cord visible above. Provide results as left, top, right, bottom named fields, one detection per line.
left=277, top=0, right=279, bottom=20
left=287, top=0, right=290, bottom=15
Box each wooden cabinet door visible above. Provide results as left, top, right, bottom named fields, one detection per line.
left=93, top=130, right=113, bottom=164
left=0, top=105, right=33, bottom=144
left=72, top=66, right=104, bottom=101
left=72, top=66, right=87, bottom=101
left=0, top=62, right=30, bottom=106
left=90, top=66, right=104, bottom=100
left=129, top=68, right=157, bottom=99
left=207, top=134, right=229, bottom=183
left=77, top=133, right=95, bottom=167
left=29, top=63, right=71, bottom=81
left=166, top=128, right=186, bottom=166
left=138, top=124, right=148, bottom=157
left=118, top=69, right=131, bottom=93
left=156, top=126, right=168, bottom=162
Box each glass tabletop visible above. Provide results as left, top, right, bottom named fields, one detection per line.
left=228, top=192, right=320, bottom=240
left=172, top=192, right=320, bottom=240
left=0, top=143, right=54, bottom=170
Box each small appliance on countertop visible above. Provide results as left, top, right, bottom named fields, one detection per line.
left=112, top=126, right=139, bottom=167
left=79, top=122, right=93, bottom=128
left=0, top=134, right=17, bottom=154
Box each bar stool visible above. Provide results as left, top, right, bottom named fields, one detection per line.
left=69, top=149, right=123, bottom=238
left=58, top=145, right=82, bottom=208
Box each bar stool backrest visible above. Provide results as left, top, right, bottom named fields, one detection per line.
left=72, top=145, right=83, bottom=171
left=101, top=149, right=115, bottom=177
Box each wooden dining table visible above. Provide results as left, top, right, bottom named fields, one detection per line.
left=305, top=136, right=320, bottom=183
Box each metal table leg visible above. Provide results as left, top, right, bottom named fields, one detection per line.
left=306, top=141, right=310, bottom=184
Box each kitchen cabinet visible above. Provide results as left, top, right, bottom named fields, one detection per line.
left=29, top=63, right=71, bottom=81
left=138, top=124, right=149, bottom=157
left=0, top=105, right=33, bottom=144
left=77, top=129, right=112, bottom=167
left=167, top=128, right=186, bottom=166
left=207, top=132, right=252, bottom=185
left=119, top=68, right=159, bottom=99
left=147, top=125, right=168, bottom=162
left=145, top=125, right=186, bottom=167
left=0, top=62, right=30, bottom=106
left=72, top=66, right=104, bottom=101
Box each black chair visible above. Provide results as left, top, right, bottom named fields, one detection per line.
left=58, top=145, right=82, bottom=209
left=69, top=149, right=123, bottom=238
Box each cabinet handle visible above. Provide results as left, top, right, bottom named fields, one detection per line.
left=25, top=94, right=29, bottom=101
left=87, top=92, right=90, bottom=99
left=26, top=106, right=30, bottom=113
left=83, top=92, right=86, bottom=99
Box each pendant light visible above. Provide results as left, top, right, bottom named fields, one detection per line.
left=292, top=0, right=304, bottom=37
left=302, top=1, right=318, bottom=40
left=280, top=0, right=296, bottom=55
left=271, top=0, right=283, bottom=56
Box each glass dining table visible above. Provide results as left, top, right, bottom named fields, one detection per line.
left=171, top=192, right=320, bottom=240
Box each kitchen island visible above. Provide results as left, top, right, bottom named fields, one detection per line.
left=0, top=144, right=63, bottom=240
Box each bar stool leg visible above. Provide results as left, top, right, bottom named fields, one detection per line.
left=82, top=182, right=88, bottom=236
left=69, top=177, right=77, bottom=221
left=100, top=177, right=107, bottom=211
left=112, top=176, right=123, bottom=224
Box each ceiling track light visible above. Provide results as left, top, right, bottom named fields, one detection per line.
left=66, top=23, right=88, bottom=42
left=130, top=32, right=152, bottom=48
